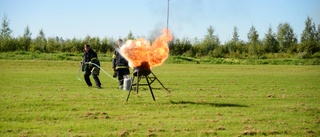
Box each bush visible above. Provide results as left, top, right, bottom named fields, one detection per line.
left=296, top=52, right=309, bottom=59
left=0, top=52, right=319, bottom=65
left=312, top=52, right=320, bottom=58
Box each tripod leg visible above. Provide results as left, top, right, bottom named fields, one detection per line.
left=156, top=78, right=170, bottom=93
left=151, top=72, right=170, bottom=93
left=146, top=77, right=156, bottom=101
left=136, top=71, right=140, bottom=94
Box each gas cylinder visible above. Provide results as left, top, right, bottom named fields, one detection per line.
left=123, top=75, right=132, bottom=91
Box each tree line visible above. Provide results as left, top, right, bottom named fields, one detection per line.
left=1, top=14, right=320, bottom=59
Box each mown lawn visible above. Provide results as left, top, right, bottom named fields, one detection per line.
left=0, top=60, right=319, bottom=136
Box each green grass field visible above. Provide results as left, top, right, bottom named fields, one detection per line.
left=0, top=60, right=319, bottom=136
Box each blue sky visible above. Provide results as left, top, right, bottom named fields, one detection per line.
left=1, top=0, right=319, bottom=43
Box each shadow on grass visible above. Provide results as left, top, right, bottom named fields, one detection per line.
left=170, top=100, right=249, bottom=107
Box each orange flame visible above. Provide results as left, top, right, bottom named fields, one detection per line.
left=119, top=29, right=173, bottom=69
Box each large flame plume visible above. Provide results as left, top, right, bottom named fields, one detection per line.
left=119, top=29, right=173, bottom=69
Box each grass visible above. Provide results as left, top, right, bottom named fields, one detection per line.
left=0, top=60, right=319, bottom=136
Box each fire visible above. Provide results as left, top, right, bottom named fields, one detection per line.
left=119, top=29, right=173, bottom=69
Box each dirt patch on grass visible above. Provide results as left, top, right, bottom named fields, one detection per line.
left=82, top=112, right=110, bottom=119
left=118, top=129, right=129, bottom=137
left=242, top=129, right=261, bottom=135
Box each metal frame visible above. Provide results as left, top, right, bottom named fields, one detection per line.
left=126, top=71, right=170, bottom=101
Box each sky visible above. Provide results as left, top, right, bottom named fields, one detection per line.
left=1, top=0, right=319, bottom=43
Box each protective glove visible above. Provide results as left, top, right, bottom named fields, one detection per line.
left=91, top=67, right=100, bottom=75
left=85, top=62, right=92, bottom=67
left=113, top=71, right=117, bottom=78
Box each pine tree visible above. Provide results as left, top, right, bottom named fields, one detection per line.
left=203, top=25, right=219, bottom=53
left=22, top=26, right=32, bottom=51
left=0, top=14, right=12, bottom=38
left=247, top=25, right=261, bottom=55
left=32, top=29, right=47, bottom=52
left=0, top=14, right=14, bottom=51
left=277, top=23, right=297, bottom=53
left=263, top=26, right=279, bottom=53
left=300, top=16, right=317, bottom=54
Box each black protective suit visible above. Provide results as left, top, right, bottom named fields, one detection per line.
left=82, top=49, right=101, bottom=88
left=112, top=50, right=130, bottom=87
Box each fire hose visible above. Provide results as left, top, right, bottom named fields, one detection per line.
left=77, top=62, right=117, bottom=81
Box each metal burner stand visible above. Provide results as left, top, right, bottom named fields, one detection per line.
left=126, top=71, right=170, bottom=101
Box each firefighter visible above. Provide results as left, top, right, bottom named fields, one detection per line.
left=112, top=39, right=130, bottom=89
left=82, top=44, right=102, bottom=89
